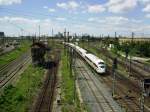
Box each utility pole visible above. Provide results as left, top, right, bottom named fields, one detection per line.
left=102, top=34, right=103, bottom=38
left=52, top=28, right=53, bottom=37
left=125, top=45, right=129, bottom=71
left=112, top=58, right=117, bottom=97
left=67, top=31, right=70, bottom=67
left=67, top=32, right=69, bottom=42
left=73, top=36, right=77, bottom=104
left=70, top=45, right=73, bottom=78
left=129, top=32, right=134, bottom=75
left=115, top=32, right=117, bottom=38
left=64, top=28, right=67, bottom=54
left=51, top=28, right=54, bottom=46
left=99, top=34, right=101, bottom=46
left=35, top=32, right=37, bottom=42
left=64, top=29, right=66, bottom=42
left=21, top=28, right=23, bottom=40
left=131, top=32, right=134, bottom=44
left=87, top=35, right=90, bottom=48
left=39, top=25, right=40, bottom=41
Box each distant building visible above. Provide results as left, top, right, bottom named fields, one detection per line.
left=0, top=32, right=5, bottom=37
left=119, top=37, right=150, bottom=43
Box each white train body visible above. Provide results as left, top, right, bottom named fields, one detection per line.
left=63, top=42, right=106, bottom=74
left=75, top=46, right=87, bottom=57
left=84, top=53, right=106, bottom=73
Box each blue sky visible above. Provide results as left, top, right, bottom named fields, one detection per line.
left=0, top=0, right=150, bottom=37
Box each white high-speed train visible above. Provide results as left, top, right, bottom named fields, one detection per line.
left=64, top=42, right=106, bottom=74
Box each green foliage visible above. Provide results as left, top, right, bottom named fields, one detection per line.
left=119, top=41, right=150, bottom=57
left=0, top=65, right=45, bottom=112
left=61, top=51, right=74, bottom=104
left=61, top=50, right=81, bottom=112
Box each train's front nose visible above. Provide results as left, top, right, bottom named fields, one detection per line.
left=97, top=66, right=106, bottom=74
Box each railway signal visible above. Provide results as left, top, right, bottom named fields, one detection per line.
left=113, top=58, right=118, bottom=69
left=125, top=47, right=129, bottom=71
left=39, top=25, right=41, bottom=41
left=125, top=47, right=129, bottom=59
left=129, top=32, right=135, bottom=75
left=73, top=38, right=77, bottom=103
left=64, top=29, right=67, bottom=56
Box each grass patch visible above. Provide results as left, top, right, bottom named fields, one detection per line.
left=144, top=60, right=150, bottom=66
left=61, top=49, right=82, bottom=112
left=0, top=41, right=31, bottom=67
left=0, top=65, right=45, bottom=112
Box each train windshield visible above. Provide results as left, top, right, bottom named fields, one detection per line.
left=100, top=66, right=105, bottom=68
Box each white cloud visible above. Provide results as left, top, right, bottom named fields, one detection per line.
left=57, top=3, right=66, bottom=9
left=88, top=17, right=96, bottom=22
left=0, top=0, right=22, bottom=5
left=56, top=17, right=66, bottom=21
left=69, top=1, right=79, bottom=9
left=88, top=16, right=143, bottom=26
left=88, top=4, right=105, bottom=13
left=138, top=0, right=150, bottom=4
left=0, top=16, right=40, bottom=24
left=57, top=1, right=79, bottom=10
left=0, top=16, right=63, bottom=36
left=105, top=16, right=129, bottom=25
left=106, top=0, right=138, bottom=13
left=43, top=6, right=48, bottom=9
left=43, top=6, right=56, bottom=13
left=88, top=17, right=105, bottom=23
left=87, top=16, right=134, bottom=34
left=143, top=4, right=150, bottom=12
left=0, top=16, right=148, bottom=37
left=131, top=19, right=142, bottom=23
left=145, top=13, right=150, bottom=18
left=48, top=8, right=56, bottom=12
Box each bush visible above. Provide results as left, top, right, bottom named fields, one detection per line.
left=119, top=41, right=150, bottom=57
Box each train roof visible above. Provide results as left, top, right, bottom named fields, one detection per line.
left=85, top=53, right=104, bottom=64
left=77, top=47, right=87, bottom=53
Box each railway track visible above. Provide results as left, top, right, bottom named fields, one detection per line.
left=97, top=67, right=140, bottom=111
left=0, top=52, right=31, bottom=88
left=132, top=60, right=150, bottom=73
left=33, top=50, right=60, bottom=112
left=73, top=45, right=150, bottom=112
left=80, top=56, right=140, bottom=112
left=75, top=57, right=122, bottom=112
left=33, top=67, right=57, bottom=112
left=0, top=52, right=30, bottom=76
left=78, top=52, right=150, bottom=112
left=102, top=67, right=150, bottom=112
